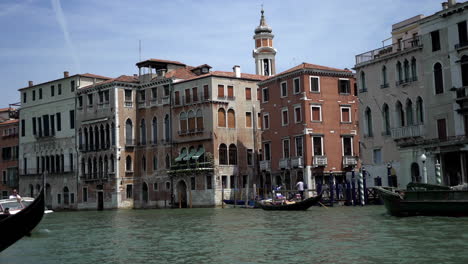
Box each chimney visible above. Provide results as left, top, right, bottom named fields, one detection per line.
left=64, top=71, right=69, bottom=78
left=233, top=65, right=241, bottom=78
left=28, top=81, right=33, bottom=87
left=448, top=0, right=456, bottom=7
left=442, top=2, right=449, bottom=9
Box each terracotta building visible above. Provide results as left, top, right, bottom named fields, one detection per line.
left=258, top=63, right=358, bottom=194
left=0, top=107, right=19, bottom=198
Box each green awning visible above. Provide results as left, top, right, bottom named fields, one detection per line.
left=183, top=148, right=197, bottom=161
left=192, top=147, right=205, bottom=160
left=174, top=151, right=187, bottom=162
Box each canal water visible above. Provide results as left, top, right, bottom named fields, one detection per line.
left=2, top=205, right=468, bottom=264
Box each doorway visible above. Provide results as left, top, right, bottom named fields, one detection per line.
left=176, top=180, right=188, bottom=208
left=411, top=162, right=420, bottom=183
left=97, top=184, right=104, bottom=210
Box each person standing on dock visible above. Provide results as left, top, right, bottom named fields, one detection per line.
left=296, top=179, right=304, bottom=200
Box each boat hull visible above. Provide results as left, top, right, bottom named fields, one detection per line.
left=257, top=194, right=322, bottom=211
left=0, top=189, right=45, bottom=252
left=374, top=187, right=468, bottom=217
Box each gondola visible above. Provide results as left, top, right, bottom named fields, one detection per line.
left=0, top=189, right=45, bottom=252
left=374, top=183, right=468, bottom=217
left=257, top=193, right=323, bottom=211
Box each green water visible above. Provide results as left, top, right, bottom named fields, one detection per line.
left=1, top=206, right=468, bottom=264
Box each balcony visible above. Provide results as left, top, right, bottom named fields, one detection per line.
left=161, top=96, right=170, bottom=105
left=291, top=156, right=304, bottom=168
left=395, top=76, right=418, bottom=86
left=343, top=156, right=358, bottom=167
left=455, top=87, right=468, bottom=113
left=124, top=101, right=133, bottom=107
left=391, top=124, right=425, bottom=140
left=279, top=158, right=290, bottom=170
left=125, top=139, right=136, bottom=148
left=260, top=160, right=271, bottom=171
left=313, top=155, right=327, bottom=167
left=455, top=41, right=468, bottom=51
left=355, top=36, right=422, bottom=66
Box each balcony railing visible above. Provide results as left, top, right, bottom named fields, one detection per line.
left=455, top=41, right=468, bottom=50
left=279, top=158, right=290, bottom=169
left=343, top=156, right=358, bottom=167
left=124, top=101, right=133, bottom=107
left=355, top=36, right=422, bottom=65
left=291, top=156, right=304, bottom=168
left=260, top=160, right=271, bottom=171
left=161, top=96, right=170, bottom=105
left=125, top=139, right=136, bottom=147
left=391, top=124, right=425, bottom=140
left=313, top=155, right=327, bottom=167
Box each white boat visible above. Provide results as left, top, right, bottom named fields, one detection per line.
left=0, top=197, right=53, bottom=215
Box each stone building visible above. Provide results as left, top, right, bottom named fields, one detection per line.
left=18, top=72, right=110, bottom=209
left=76, top=59, right=265, bottom=209
left=355, top=0, right=468, bottom=187
left=258, top=63, right=358, bottom=195
left=0, top=107, right=19, bottom=198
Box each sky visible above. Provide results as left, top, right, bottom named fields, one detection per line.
left=0, top=0, right=444, bottom=107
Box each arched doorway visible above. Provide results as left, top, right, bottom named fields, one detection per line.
left=46, top=184, right=52, bottom=209
left=142, top=182, right=149, bottom=204
left=411, top=163, right=420, bottom=183
left=176, top=180, right=188, bottom=208
left=97, top=184, right=104, bottom=210
left=63, top=187, right=70, bottom=206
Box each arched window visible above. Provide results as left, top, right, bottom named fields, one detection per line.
left=142, top=156, right=146, bottom=172
left=434, top=63, right=444, bottom=94
left=142, top=182, right=148, bottom=203
left=165, top=154, right=170, bottom=168
left=416, top=97, right=424, bottom=124
left=228, top=144, right=237, bottom=165
left=403, top=59, right=410, bottom=81
left=365, top=107, right=373, bottom=137
left=94, top=125, right=99, bottom=150
left=105, top=123, right=110, bottom=148
left=382, top=104, right=390, bottom=135
left=93, top=157, right=97, bottom=178
left=78, top=129, right=83, bottom=149
left=104, top=155, right=108, bottom=177
left=196, top=109, right=204, bottom=131
left=110, top=155, right=115, bottom=173
left=411, top=57, right=417, bottom=81
left=140, top=119, right=146, bottom=145
left=218, top=108, right=226, bottom=127
left=461, top=55, right=468, bottom=87
left=87, top=157, right=92, bottom=178
left=125, top=119, right=133, bottom=145
left=360, top=71, right=366, bottom=91
left=406, top=99, right=414, bottom=126
left=188, top=110, right=196, bottom=132
left=100, top=124, right=105, bottom=149
left=180, top=112, right=187, bottom=133
left=111, top=123, right=116, bottom=146
left=153, top=155, right=157, bottom=170
left=164, top=115, right=170, bottom=141
left=396, top=101, right=405, bottom=127
left=381, top=66, right=388, bottom=87
left=396, top=61, right=403, bottom=82
left=84, top=127, right=89, bottom=150
left=98, top=156, right=103, bottom=178
left=126, top=155, right=132, bottom=171
left=89, top=126, right=94, bottom=150
left=81, top=158, right=86, bottom=177
left=152, top=117, right=157, bottom=144
left=219, top=144, right=227, bottom=165
left=227, top=109, right=236, bottom=128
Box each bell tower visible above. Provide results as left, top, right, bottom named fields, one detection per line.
left=253, top=8, right=276, bottom=76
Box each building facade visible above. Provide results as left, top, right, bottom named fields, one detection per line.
left=76, top=59, right=265, bottom=209
left=18, top=72, right=110, bottom=210
left=0, top=107, right=19, bottom=198
left=355, top=0, right=468, bottom=187
left=258, top=63, right=358, bottom=195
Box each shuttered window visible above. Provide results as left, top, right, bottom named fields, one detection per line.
left=245, top=88, right=251, bottom=100
left=218, top=109, right=226, bottom=127
left=227, top=86, right=234, bottom=98
left=311, top=106, right=321, bottom=121
left=246, top=112, right=252, bottom=128
left=227, top=109, right=236, bottom=128
left=218, top=85, right=224, bottom=98
left=204, top=85, right=209, bottom=100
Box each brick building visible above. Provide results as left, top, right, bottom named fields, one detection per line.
left=0, top=107, right=19, bottom=198
left=258, top=63, right=358, bottom=195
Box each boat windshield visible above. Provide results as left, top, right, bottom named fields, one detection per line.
left=0, top=201, right=24, bottom=211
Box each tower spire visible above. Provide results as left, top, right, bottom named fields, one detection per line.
left=252, top=7, right=276, bottom=76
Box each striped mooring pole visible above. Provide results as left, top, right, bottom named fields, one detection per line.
left=435, top=160, right=442, bottom=185
left=358, top=172, right=365, bottom=206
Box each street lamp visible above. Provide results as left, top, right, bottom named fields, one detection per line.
left=387, top=163, right=392, bottom=187
left=420, top=153, right=427, bottom=183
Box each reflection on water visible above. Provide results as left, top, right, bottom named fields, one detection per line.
left=1, top=206, right=468, bottom=264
